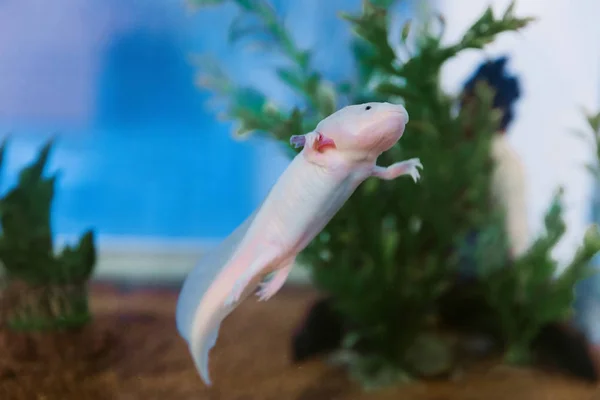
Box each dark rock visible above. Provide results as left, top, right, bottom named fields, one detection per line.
left=291, top=297, right=344, bottom=362
left=534, top=323, right=598, bottom=383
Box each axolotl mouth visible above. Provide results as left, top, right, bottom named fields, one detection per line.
left=389, top=108, right=409, bottom=128
left=382, top=109, right=409, bottom=134
left=386, top=106, right=409, bottom=125
left=368, top=109, right=409, bottom=152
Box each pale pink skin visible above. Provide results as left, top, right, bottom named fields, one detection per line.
left=177, top=102, right=422, bottom=386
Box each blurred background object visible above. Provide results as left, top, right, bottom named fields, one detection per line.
left=437, top=0, right=600, bottom=270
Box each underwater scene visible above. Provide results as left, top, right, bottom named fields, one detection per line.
left=1, top=0, right=600, bottom=398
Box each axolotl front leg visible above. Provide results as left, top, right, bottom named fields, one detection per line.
left=224, top=245, right=296, bottom=307
left=371, top=157, right=423, bottom=182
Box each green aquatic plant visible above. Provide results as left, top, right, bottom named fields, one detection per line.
left=189, top=0, right=599, bottom=387
left=0, top=139, right=97, bottom=331
left=472, top=189, right=600, bottom=364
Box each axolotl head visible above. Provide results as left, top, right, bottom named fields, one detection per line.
left=316, top=102, right=409, bottom=157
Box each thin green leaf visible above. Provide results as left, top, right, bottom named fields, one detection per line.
left=503, top=0, right=517, bottom=20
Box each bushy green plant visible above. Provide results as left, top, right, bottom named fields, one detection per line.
left=0, top=139, right=97, bottom=331
left=473, top=190, right=600, bottom=364
left=189, top=0, right=600, bottom=386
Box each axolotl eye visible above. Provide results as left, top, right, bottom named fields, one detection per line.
left=365, top=105, right=372, bottom=110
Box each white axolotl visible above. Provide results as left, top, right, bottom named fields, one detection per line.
left=175, top=101, right=422, bottom=386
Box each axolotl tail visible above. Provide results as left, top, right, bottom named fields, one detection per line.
left=188, top=259, right=271, bottom=386
left=176, top=207, right=261, bottom=385
left=177, top=269, right=223, bottom=386
left=180, top=274, right=233, bottom=386
left=190, top=318, right=221, bottom=386
left=185, top=263, right=266, bottom=386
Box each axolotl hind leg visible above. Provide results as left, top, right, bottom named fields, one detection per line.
left=224, top=245, right=284, bottom=307
left=371, top=158, right=423, bottom=182
left=256, top=258, right=295, bottom=302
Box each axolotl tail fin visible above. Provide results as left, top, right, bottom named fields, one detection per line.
left=191, top=322, right=221, bottom=386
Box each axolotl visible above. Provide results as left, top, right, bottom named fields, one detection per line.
left=175, top=101, right=423, bottom=386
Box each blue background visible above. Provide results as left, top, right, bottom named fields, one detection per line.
left=0, top=0, right=409, bottom=240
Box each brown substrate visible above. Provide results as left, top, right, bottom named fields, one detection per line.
left=0, top=283, right=599, bottom=399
